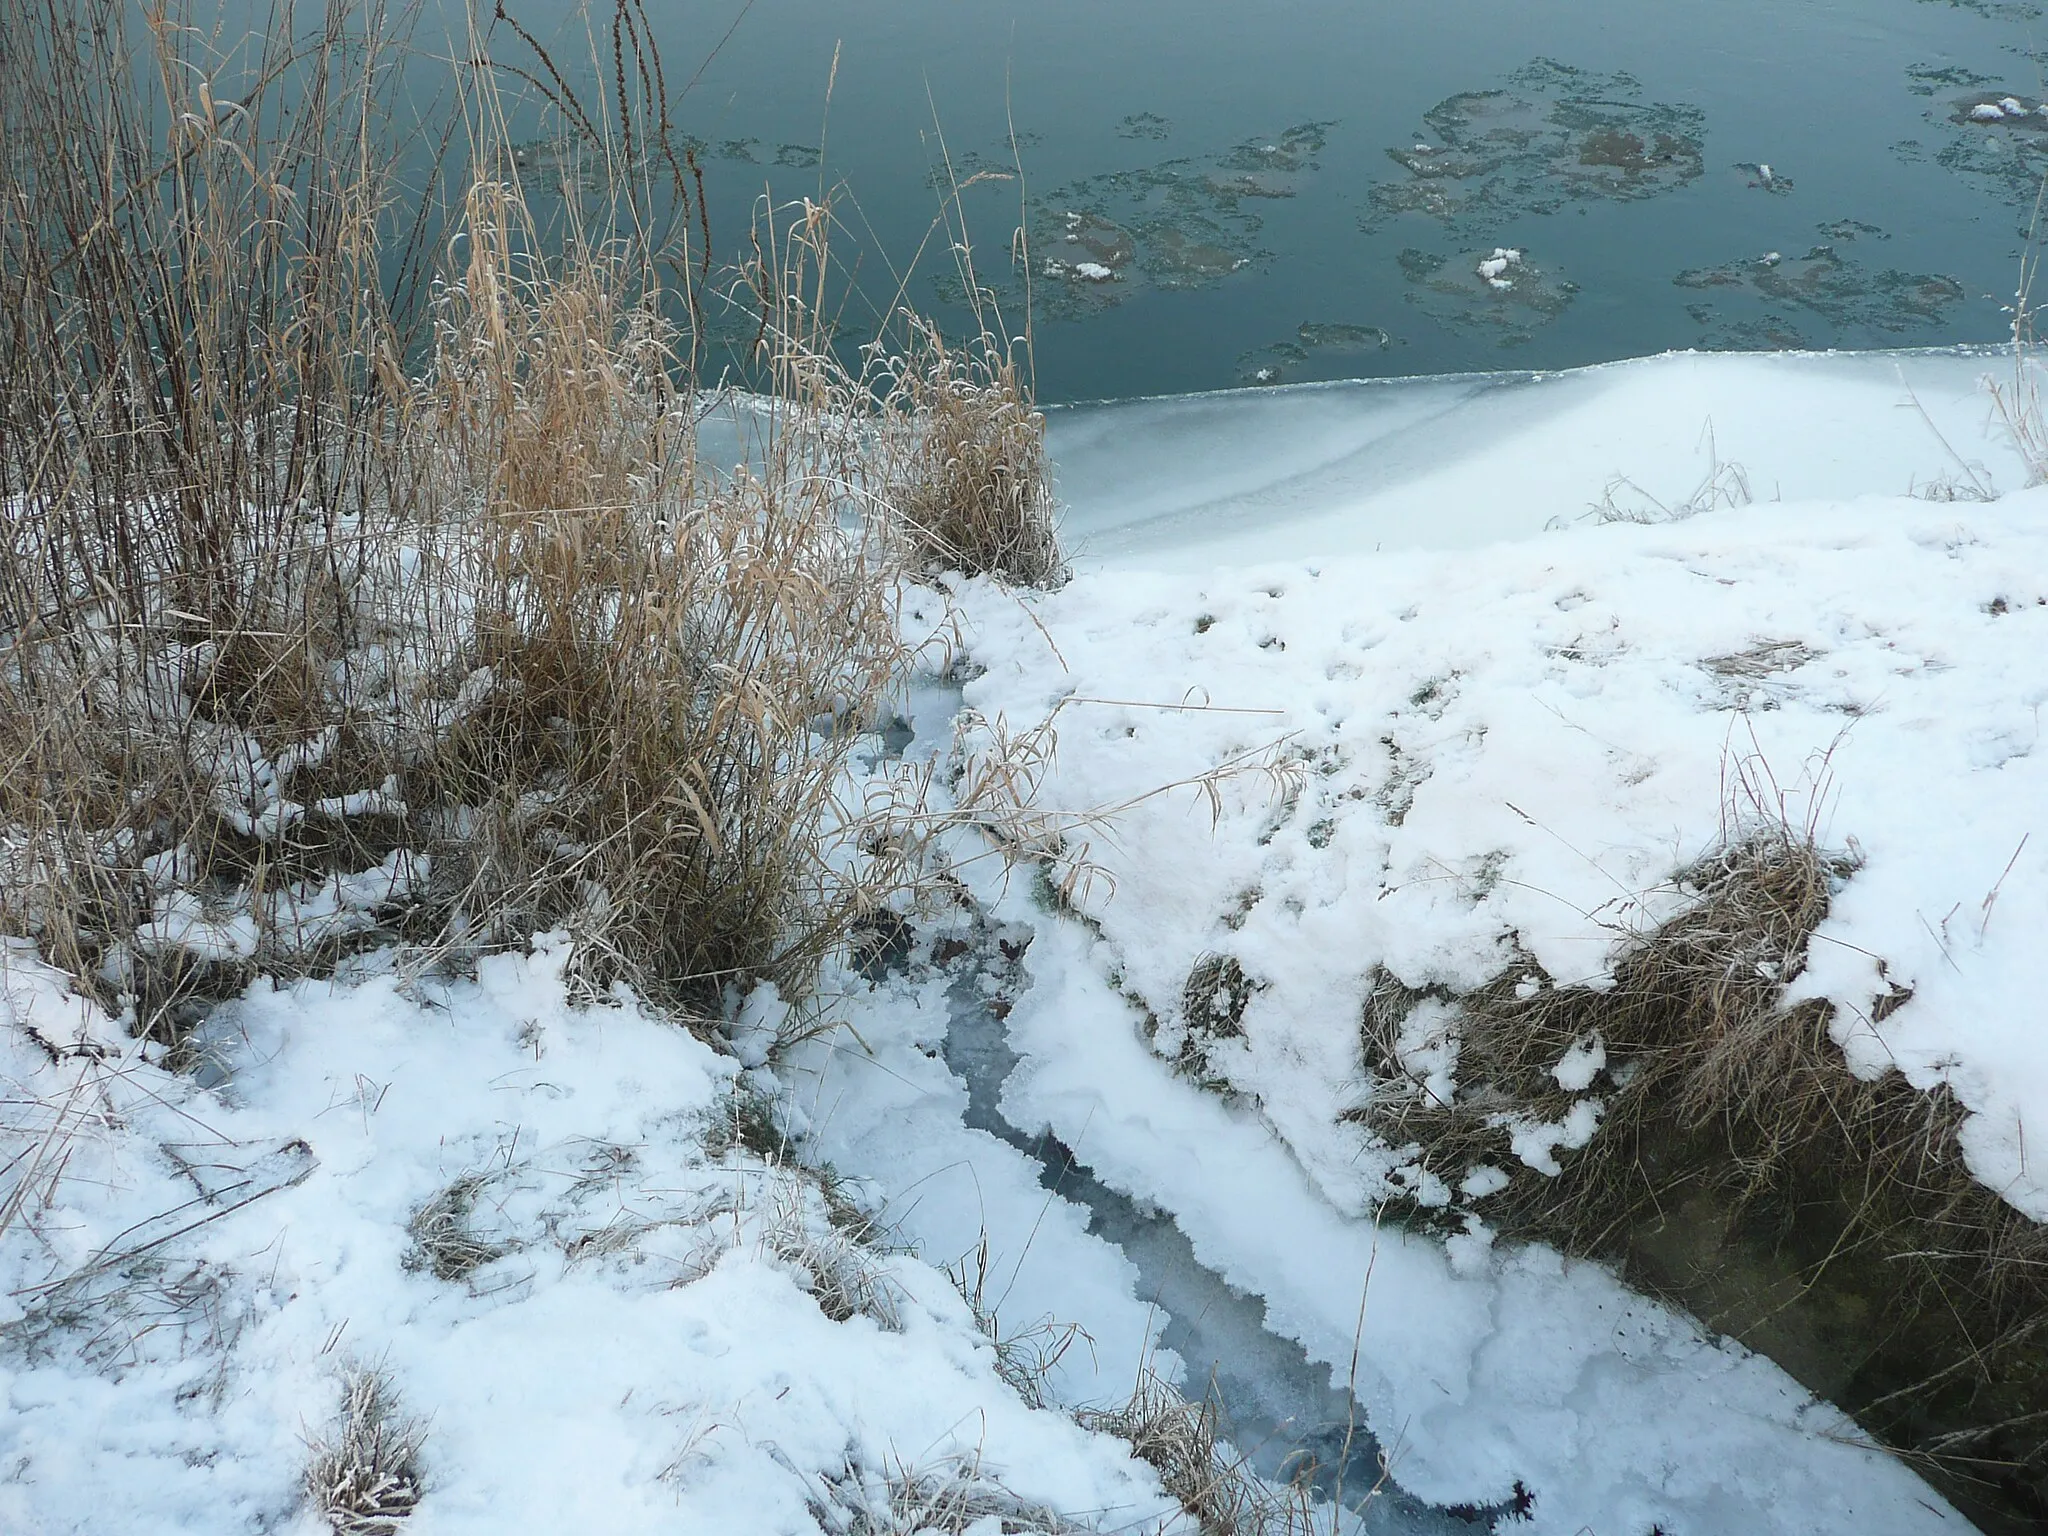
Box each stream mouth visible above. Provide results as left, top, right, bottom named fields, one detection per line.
left=939, top=964, right=1505, bottom=1535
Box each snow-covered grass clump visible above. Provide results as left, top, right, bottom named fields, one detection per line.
left=0, top=0, right=1072, bottom=1065
left=887, top=317, right=1067, bottom=589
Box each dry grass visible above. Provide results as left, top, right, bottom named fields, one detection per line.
left=881, top=318, right=1065, bottom=587
left=0, top=0, right=960, bottom=1045
left=1176, top=953, right=1258, bottom=1086
left=1351, top=823, right=2048, bottom=1522
left=1358, top=827, right=1848, bottom=1225
left=304, top=1365, right=426, bottom=1536
left=1993, top=198, right=2048, bottom=485
left=1588, top=452, right=1752, bottom=525
left=402, top=189, right=909, bottom=1011
left=752, top=1166, right=905, bottom=1328
left=1077, top=1368, right=1321, bottom=1536
left=811, top=1451, right=1089, bottom=1536
left=729, top=181, right=1065, bottom=589
left=404, top=1173, right=511, bottom=1285
left=945, top=1234, right=1088, bottom=1411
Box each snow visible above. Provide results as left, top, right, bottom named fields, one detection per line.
left=1504, top=1099, right=1606, bottom=1177
left=1550, top=1035, right=1606, bottom=1092
left=1476, top=248, right=1523, bottom=285
left=970, top=896, right=1957, bottom=1535
left=11, top=344, right=2042, bottom=1535
left=134, top=888, right=260, bottom=961
left=128, top=849, right=429, bottom=964
left=792, top=963, right=1170, bottom=1410
left=954, top=479, right=2048, bottom=1221
left=940, top=346, right=2048, bottom=1530
left=0, top=941, right=1181, bottom=1535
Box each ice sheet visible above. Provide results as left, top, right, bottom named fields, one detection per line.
left=1048, top=347, right=2025, bottom=566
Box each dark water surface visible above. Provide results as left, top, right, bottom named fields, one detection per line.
left=460, top=0, right=2048, bottom=400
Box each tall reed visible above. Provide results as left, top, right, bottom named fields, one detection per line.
left=0, top=0, right=953, bottom=1033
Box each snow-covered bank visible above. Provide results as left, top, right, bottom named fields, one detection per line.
left=941, top=347, right=2048, bottom=1530
left=9, top=346, right=2038, bottom=1536
left=797, top=833, right=1966, bottom=1533
left=957, top=492, right=2048, bottom=1224
left=0, top=943, right=1183, bottom=1534
left=985, top=899, right=1959, bottom=1535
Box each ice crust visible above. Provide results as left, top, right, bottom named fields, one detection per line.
left=1046, top=346, right=2023, bottom=567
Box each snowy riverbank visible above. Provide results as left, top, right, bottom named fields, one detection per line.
left=8, top=347, right=2040, bottom=1534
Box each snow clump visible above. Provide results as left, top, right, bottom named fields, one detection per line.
left=1476, top=247, right=1524, bottom=288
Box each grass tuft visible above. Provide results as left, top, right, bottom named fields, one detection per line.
left=945, top=1234, right=1087, bottom=1411
left=811, top=1451, right=1086, bottom=1535
left=304, top=1365, right=426, bottom=1536
left=755, top=1168, right=904, bottom=1328
left=404, top=1174, right=511, bottom=1285
left=883, top=319, right=1065, bottom=587
left=1078, top=1368, right=1321, bottom=1536
left=0, top=0, right=952, bottom=1033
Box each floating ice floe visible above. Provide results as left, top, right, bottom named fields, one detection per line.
left=1367, top=61, right=1705, bottom=232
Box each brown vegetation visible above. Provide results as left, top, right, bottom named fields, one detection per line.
left=0, top=0, right=1065, bottom=1054
left=304, top=1366, right=427, bottom=1536
left=1352, top=826, right=2048, bottom=1528
left=1078, top=1367, right=1323, bottom=1536
left=884, top=318, right=1065, bottom=587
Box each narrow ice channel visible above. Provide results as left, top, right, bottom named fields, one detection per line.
left=939, top=970, right=1501, bottom=1534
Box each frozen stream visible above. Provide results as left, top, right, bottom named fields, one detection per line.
left=939, top=969, right=1503, bottom=1534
